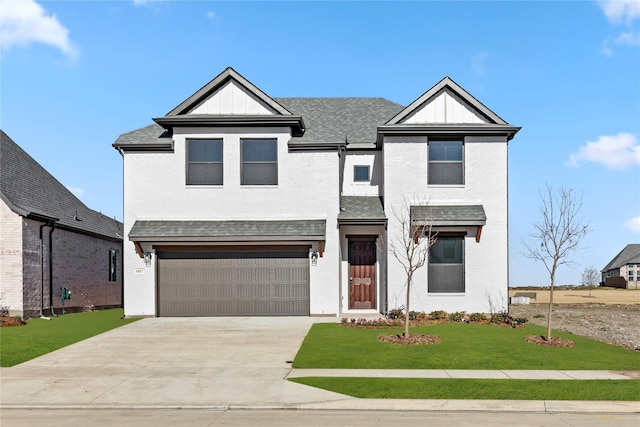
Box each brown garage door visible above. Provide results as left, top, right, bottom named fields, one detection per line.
left=156, top=248, right=310, bottom=316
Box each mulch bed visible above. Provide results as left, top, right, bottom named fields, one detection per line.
left=378, top=334, right=441, bottom=345
left=525, top=335, right=574, bottom=347
left=0, top=316, right=26, bottom=327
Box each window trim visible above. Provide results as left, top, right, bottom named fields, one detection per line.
left=241, top=138, right=278, bottom=186
left=186, top=138, right=224, bottom=186
left=353, top=165, right=370, bottom=182
left=428, top=139, right=464, bottom=186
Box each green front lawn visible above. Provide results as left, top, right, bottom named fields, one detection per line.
left=290, top=377, right=640, bottom=401
left=1, top=309, right=139, bottom=367
left=292, top=323, right=640, bottom=401
left=293, top=323, right=640, bottom=370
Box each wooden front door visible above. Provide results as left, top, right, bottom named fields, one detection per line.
left=349, top=238, right=376, bottom=310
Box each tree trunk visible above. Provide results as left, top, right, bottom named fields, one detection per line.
left=404, top=274, right=412, bottom=338
left=546, top=264, right=556, bottom=341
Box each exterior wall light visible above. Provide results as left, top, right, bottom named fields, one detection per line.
left=144, top=252, right=152, bottom=267
left=311, top=251, right=318, bottom=266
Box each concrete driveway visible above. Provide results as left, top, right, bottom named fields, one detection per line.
left=0, top=317, right=347, bottom=408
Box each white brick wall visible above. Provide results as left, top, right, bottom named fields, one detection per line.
left=122, top=127, right=341, bottom=316
left=0, top=200, right=24, bottom=316
left=383, top=135, right=509, bottom=313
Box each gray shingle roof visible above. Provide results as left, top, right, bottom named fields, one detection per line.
left=1, top=130, right=122, bottom=240
left=602, top=244, right=640, bottom=271
left=113, top=98, right=403, bottom=149
left=276, top=98, right=402, bottom=144
left=112, top=123, right=172, bottom=149
left=129, top=219, right=326, bottom=242
left=338, top=196, right=386, bottom=225
left=410, top=205, right=487, bottom=226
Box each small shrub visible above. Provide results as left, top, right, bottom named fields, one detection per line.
left=341, top=317, right=348, bottom=324
left=408, top=310, right=422, bottom=321
left=429, top=310, right=448, bottom=321
left=387, top=308, right=404, bottom=319
left=491, top=312, right=528, bottom=328
left=449, top=311, right=466, bottom=322
left=468, top=312, right=487, bottom=322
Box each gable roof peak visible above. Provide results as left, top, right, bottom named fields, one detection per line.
left=165, top=66, right=293, bottom=117
left=386, top=75, right=510, bottom=126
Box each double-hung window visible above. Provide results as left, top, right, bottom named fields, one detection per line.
left=428, top=236, right=464, bottom=293
left=241, top=139, right=278, bottom=185
left=428, top=140, right=463, bottom=185
left=187, top=139, right=223, bottom=185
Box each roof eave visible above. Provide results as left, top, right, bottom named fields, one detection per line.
left=377, top=124, right=522, bottom=146
left=153, top=115, right=306, bottom=137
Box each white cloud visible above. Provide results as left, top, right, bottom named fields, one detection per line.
left=566, top=133, right=640, bottom=169
left=0, top=0, right=78, bottom=57
left=598, top=1, right=640, bottom=56
left=598, top=0, right=640, bottom=25
left=66, top=186, right=85, bottom=198
left=615, top=31, right=640, bottom=46
left=624, top=215, right=640, bottom=233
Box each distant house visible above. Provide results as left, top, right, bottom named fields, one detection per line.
left=601, top=244, right=640, bottom=289
left=113, top=67, right=520, bottom=318
left=0, top=130, right=124, bottom=318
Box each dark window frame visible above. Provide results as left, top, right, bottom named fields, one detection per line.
left=241, top=138, right=278, bottom=186
left=186, top=138, right=224, bottom=186
left=428, top=139, right=464, bottom=185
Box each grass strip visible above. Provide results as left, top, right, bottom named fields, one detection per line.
left=290, top=377, right=640, bottom=401
left=293, top=323, right=640, bottom=370
left=1, top=309, right=139, bottom=367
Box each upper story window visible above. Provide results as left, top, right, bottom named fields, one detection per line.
left=187, top=139, right=223, bottom=185
left=242, top=139, right=277, bottom=185
left=354, top=165, right=370, bottom=182
left=428, top=140, right=463, bottom=185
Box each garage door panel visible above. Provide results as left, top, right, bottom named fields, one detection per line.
left=157, top=249, right=309, bottom=316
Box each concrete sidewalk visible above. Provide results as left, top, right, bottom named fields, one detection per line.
left=288, top=369, right=638, bottom=380
left=1, top=317, right=638, bottom=414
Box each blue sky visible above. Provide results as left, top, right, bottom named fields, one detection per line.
left=1, top=0, right=639, bottom=287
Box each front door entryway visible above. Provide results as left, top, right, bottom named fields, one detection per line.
left=348, top=237, right=377, bottom=310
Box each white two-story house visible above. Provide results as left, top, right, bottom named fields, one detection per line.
left=113, top=67, right=520, bottom=317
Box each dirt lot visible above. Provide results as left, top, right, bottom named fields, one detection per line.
left=509, top=288, right=640, bottom=351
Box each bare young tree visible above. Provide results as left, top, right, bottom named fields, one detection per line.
left=523, top=185, right=590, bottom=341
left=581, top=265, right=600, bottom=297
left=389, top=198, right=437, bottom=338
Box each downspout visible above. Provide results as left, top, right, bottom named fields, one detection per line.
left=39, top=223, right=47, bottom=318
left=48, top=224, right=57, bottom=317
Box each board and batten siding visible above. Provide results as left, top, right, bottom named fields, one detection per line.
left=402, top=89, right=489, bottom=124
left=189, top=80, right=276, bottom=115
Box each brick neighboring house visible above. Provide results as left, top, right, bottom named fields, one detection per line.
left=114, top=67, right=520, bottom=318
left=1, top=130, right=124, bottom=318
left=601, top=244, right=640, bottom=289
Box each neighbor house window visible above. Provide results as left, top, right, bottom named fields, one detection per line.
left=428, top=140, right=463, bottom=185
left=241, top=139, right=277, bottom=185
left=354, top=165, right=370, bottom=182
left=186, top=139, right=223, bottom=185
left=629, top=270, right=635, bottom=282
left=428, top=236, right=464, bottom=292
left=109, top=249, right=117, bottom=282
